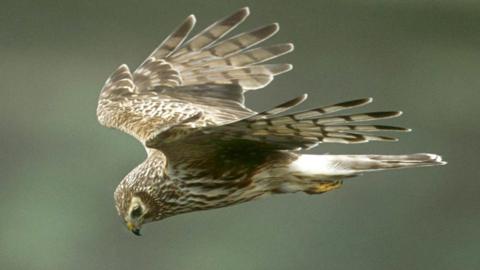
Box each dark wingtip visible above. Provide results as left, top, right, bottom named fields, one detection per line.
left=285, top=43, right=294, bottom=52
left=367, top=111, right=402, bottom=118
left=226, top=7, right=250, bottom=24
left=282, top=94, right=308, bottom=108
left=374, top=125, right=412, bottom=132
left=240, top=6, right=250, bottom=15
left=336, top=98, right=373, bottom=108
left=379, top=136, right=399, bottom=142
left=184, top=14, right=197, bottom=26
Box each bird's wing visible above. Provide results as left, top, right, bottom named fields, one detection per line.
left=97, top=7, right=293, bottom=142
left=147, top=95, right=410, bottom=163
left=145, top=95, right=410, bottom=180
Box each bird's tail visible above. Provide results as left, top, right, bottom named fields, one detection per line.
left=273, top=153, right=446, bottom=194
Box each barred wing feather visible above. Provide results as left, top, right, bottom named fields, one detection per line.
left=146, top=96, right=410, bottom=150
left=97, top=7, right=293, bottom=142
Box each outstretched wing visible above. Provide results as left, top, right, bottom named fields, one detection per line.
left=147, top=95, right=410, bottom=151
left=145, top=96, right=410, bottom=177
left=97, top=7, right=293, bottom=142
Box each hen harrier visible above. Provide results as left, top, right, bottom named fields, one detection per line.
left=97, top=7, right=445, bottom=235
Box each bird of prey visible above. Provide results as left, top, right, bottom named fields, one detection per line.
left=97, top=7, right=445, bottom=236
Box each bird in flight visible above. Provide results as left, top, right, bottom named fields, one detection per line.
left=97, top=7, right=445, bottom=236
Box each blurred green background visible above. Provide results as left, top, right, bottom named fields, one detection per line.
left=1, top=0, right=479, bottom=269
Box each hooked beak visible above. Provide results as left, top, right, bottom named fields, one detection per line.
left=127, top=222, right=142, bottom=236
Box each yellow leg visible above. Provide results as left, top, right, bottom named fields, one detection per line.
left=304, top=180, right=343, bottom=195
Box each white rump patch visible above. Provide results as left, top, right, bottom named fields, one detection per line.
left=289, top=155, right=354, bottom=176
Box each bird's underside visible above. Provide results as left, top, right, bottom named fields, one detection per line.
left=96, top=7, right=445, bottom=235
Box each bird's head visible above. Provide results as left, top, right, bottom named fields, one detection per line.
left=123, top=196, right=148, bottom=236
left=113, top=154, right=175, bottom=235
left=114, top=187, right=159, bottom=236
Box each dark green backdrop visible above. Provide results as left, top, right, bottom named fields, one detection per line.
left=1, top=1, right=479, bottom=269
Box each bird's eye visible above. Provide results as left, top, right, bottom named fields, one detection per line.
left=130, top=206, right=142, bottom=218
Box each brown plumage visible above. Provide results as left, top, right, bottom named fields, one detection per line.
left=96, top=7, right=445, bottom=236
